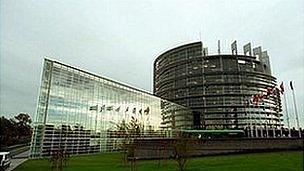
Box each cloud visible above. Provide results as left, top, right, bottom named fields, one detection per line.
left=1, top=0, right=303, bottom=127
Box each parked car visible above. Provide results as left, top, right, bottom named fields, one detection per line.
left=0, top=152, right=11, bottom=171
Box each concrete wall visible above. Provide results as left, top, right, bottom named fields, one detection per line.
left=133, top=138, right=303, bottom=159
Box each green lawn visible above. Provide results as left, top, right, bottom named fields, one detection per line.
left=14, top=151, right=303, bottom=171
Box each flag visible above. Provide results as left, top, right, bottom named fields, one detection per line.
left=252, top=95, right=256, bottom=104
left=262, top=102, right=266, bottom=111
left=89, top=105, right=98, bottom=111
left=280, top=82, right=284, bottom=94
left=231, top=40, right=237, bottom=55
left=231, top=107, right=237, bottom=112
left=250, top=99, right=253, bottom=104
left=253, top=95, right=258, bottom=104
left=290, top=81, right=294, bottom=90
left=218, top=40, right=221, bottom=54
left=274, top=87, right=280, bottom=95
left=244, top=99, right=249, bottom=115
left=272, top=87, right=277, bottom=94
left=243, top=42, right=252, bottom=56
left=115, top=106, right=120, bottom=112
left=203, top=47, right=208, bottom=56
left=266, top=87, right=274, bottom=96
left=100, top=105, right=105, bottom=112
left=246, top=98, right=253, bottom=107
left=144, top=107, right=150, bottom=115
left=106, top=106, right=113, bottom=111
left=252, top=94, right=261, bottom=105
left=253, top=46, right=262, bottom=59
left=258, top=94, right=264, bottom=100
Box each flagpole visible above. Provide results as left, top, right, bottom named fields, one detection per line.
left=283, top=93, right=291, bottom=137
left=252, top=95, right=259, bottom=138
left=249, top=107, right=253, bottom=138
left=254, top=105, right=258, bottom=138
left=247, top=112, right=250, bottom=138
left=271, top=109, right=275, bottom=138
left=280, top=120, right=283, bottom=137
left=269, top=100, right=274, bottom=138
left=258, top=106, right=263, bottom=138
left=279, top=107, right=283, bottom=137
left=250, top=106, right=254, bottom=138
left=255, top=113, right=258, bottom=137
left=266, top=119, right=269, bottom=138
left=290, top=82, right=301, bottom=138
left=247, top=97, right=254, bottom=138
left=278, top=93, right=283, bottom=137
left=95, top=105, right=98, bottom=132
left=246, top=106, right=250, bottom=138
left=256, top=95, right=263, bottom=138
left=244, top=98, right=250, bottom=138
left=263, top=103, right=269, bottom=138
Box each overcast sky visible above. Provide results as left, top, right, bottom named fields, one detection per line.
left=1, top=0, right=303, bottom=127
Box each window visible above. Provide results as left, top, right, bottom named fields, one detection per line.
left=238, top=60, right=246, bottom=64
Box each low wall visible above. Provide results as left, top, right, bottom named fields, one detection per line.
left=133, top=138, right=304, bottom=159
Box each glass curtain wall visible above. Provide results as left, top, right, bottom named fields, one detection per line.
left=30, top=59, right=192, bottom=157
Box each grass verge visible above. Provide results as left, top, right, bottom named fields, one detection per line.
left=14, top=151, right=303, bottom=171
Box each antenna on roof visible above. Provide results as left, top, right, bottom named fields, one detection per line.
left=218, top=40, right=221, bottom=55
left=231, top=40, right=238, bottom=55
left=243, top=42, right=252, bottom=56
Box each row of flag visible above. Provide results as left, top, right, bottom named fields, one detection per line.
left=89, top=105, right=150, bottom=115
left=246, top=81, right=294, bottom=106
left=279, top=81, right=294, bottom=92
left=240, top=80, right=300, bottom=138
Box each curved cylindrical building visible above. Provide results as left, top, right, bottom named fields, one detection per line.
left=154, top=41, right=283, bottom=131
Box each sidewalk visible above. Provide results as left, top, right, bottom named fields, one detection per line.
left=7, top=150, right=29, bottom=171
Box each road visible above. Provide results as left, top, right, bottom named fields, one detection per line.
left=7, top=150, right=29, bottom=171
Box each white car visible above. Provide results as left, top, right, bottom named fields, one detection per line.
left=0, top=152, right=11, bottom=170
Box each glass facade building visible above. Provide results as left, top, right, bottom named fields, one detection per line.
left=154, top=42, right=283, bottom=134
left=30, top=59, right=192, bottom=157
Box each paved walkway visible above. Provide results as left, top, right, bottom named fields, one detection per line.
left=7, top=150, right=29, bottom=171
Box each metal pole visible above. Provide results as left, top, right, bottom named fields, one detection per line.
left=246, top=101, right=254, bottom=138
left=250, top=106, right=253, bottom=138
left=254, top=106, right=258, bottom=138
left=258, top=106, right=263, bottom=138
left=291, top=89, right=301, bottom=138
left=266, top=119, right=269, bottom=138
left=271, top=109, right=275, bottom=138
left=246, top=108, right=250, bottom=138
left=218, top=40, right=221, bottom=55
left=268, top=100, right=275, bottom=138
left=95, top=106, right=98, bottom=132
left=279, top=108, right=283, bottom=137
left=263, top=103, right=269, bottom=138
left=283, top=93, right=291, bottom=137
left=244, top=99, right=251, bottom=138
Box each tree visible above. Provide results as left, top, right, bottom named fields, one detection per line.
left=49, top=148, right=70, bottom=171
left=127, top=117, right=141, bottom=171
left=0, top=113, right=32, bottom=147
left=172, top=132, right=196, bottom=171
left=115, top=117, right=142, bottom=169
left=128, top=116, right=141, bottom=138
left=15, top=113, right=32, bottom=139
left=15, top=113, right=32, bottom=125
left=0, top=117, right=17, bottom=147
left=116, top=119, right=130, bottom=166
